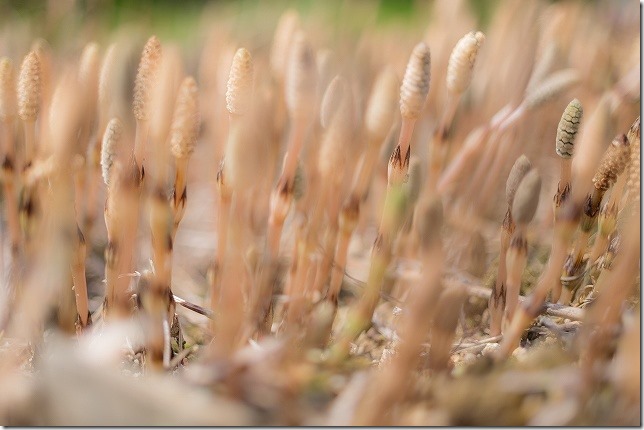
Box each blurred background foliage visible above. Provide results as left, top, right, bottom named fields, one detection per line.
left=2, top=0, right=491, bottom=41
left=0, top=0, right=625, bottom=53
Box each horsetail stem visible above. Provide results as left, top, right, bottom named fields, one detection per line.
left=489, top=154, right=531, bottom=336
left=504, top=169, right=540, bottom=325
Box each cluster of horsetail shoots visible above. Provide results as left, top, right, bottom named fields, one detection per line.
left=326, top=68, right=398, bottom=310
left=330, top=42, right=431, bottom=362
left=495, top=97, right=623, bottom=360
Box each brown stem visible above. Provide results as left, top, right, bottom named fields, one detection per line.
left=489, top=209, right=512, bottom=336
left=560, top=158, right=572, bottom=190
left=503, top=226, right=527, bottom=326
left=2, top=169, right=20, bottom=257
left=70, top=226, right=90, bottom=328
left=462, top=104, right=517, bottom=206
left=329, top=184, right=405, bottom=362
left=476, top=132, right=514, bottom=212
left=397, top=117, right=416, bottom=161
left=281, top=120, right=308, bottom=187
left=104, top=158, right=142, bottom=319
left=427, top=94, right=459, bottom=192
left=172, top=157, right=189, bottom=239
left=437, top=125, right=490, bottom=195
left=310, top=197, right=340, bottom=298
left=212, top=191, right=231, bottom=328
left=350, top=141, right=379, bottom=200
left=354, top=245, right=443, bottom=425
left=134, top=120, right=149, bottom=176
left=23, top=121, right=36, bottom=169
left=327, top=227, right=351, bottom=307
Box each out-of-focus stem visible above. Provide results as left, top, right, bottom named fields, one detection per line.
left=134, top=120, right=149, bottom=177
left=70, top=226, right=90, bottom=330
left=503, top=227, right=527, bottom=325
left=267, top=120, right=308, bottom=259
left=1, top=124, right=20, bottom=257
left=427, top=94, right=459, bottom=192
left=488, top=209, right=512, bottom=336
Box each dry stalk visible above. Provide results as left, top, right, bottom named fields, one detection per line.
left=488, top=155, right=531, bottom=336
